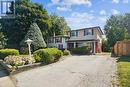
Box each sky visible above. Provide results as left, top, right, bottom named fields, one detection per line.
left=1, top=0, right=130, bottom=30
left=31, top=0, right=130, bottom=30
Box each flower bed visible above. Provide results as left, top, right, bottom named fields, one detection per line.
left=0, top=48, right=70, bottom=74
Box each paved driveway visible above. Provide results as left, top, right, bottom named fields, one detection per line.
left=14, top=55, right=117, bottom=87
left=0, top=65, right=15, bottom=87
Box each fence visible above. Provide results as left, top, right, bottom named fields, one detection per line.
left=114, top=41, right=130, bottom=56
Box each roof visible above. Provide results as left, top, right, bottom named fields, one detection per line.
left=70, top=26, right=104, bottom=35
left=67, top=39, right=99, bottom=42
left=51, top=35, right=70, bottom=38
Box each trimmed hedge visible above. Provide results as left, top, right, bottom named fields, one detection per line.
left=43, top=48, right=63, bottom=61
left=0, top=49, right=19, bottom=60
left=33, top=49, right=54, bottom=64
left=72, top=46, right=92, bottom=55
left=63, top=49, right=70, bottom=56
left=33, top=48, right=63, bottom=63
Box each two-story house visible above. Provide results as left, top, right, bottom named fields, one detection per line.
left=48, top=26, right=104, bottom=54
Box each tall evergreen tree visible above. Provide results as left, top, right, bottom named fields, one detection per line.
left=20, top=23, right=46, bottom=51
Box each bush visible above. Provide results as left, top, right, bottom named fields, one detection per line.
left=4, top=55, right=35, bottom=67
left=63, top=49, right=70, bottom=56
left=0, top=49, right=19, bottom=60
left=33, top=49, right=54, bottom=64
left=33, top=48, right=63, bottom=63
left=20, top=55, right=35, bottom=64
left=72, top=46, right=92, bottom=55
left=43, top=48, right=63, bottom=61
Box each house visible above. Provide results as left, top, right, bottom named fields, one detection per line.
left=48, top=35, right=70, bottom=49
left=48, top=26, right=104, bottom=54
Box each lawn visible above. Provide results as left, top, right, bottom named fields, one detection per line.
left=117, top=56, right=130, bottom=87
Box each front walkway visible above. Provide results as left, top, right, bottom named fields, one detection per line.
left=13, top=55, right=117, bottom=87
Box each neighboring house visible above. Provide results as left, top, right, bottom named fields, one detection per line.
left=48, top=35, right=70, bottom=49
left=48, top=26, right=104, bottom=54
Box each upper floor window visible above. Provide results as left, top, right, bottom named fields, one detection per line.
left=55, top=37, right=62, bottom=43
left=84, top=29, right=93, bottom=36
left=70, top=31, right=78, bottom=37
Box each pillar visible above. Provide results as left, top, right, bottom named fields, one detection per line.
left=74, top=42, right=76, bottom=48
left=93, top=41, right=96, bottom=55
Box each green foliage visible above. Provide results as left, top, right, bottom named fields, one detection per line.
left=43, top=48, right=63, bottom=61
left=72, top=46, right=92, bottom=55
left=50, top=14, right=70, bottom=36
left=63, top=49, right=70, bottom=56
left=33, top=48, right=63, bottom=63
left=20, top=23, right=46, bottom=51
left=4, top=55, right=35, bottom=67
left=117, top=56, right=130, bottom=87
left=0, top=49, right=19, bottom=60
left=0, top=31, right=7, bottom=49
left=33, top=49, right=54, bottom=63
left=105, top=15, right=130, bottom=47
left=102, top=39, right=110, bottom=52
left=0, top=0, right=51, bottom=49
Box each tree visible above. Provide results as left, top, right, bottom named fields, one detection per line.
left=0, top=0, right=51, bottom=49
left=50, top=14, right=70, bottom=36
left=102, top=39, right=110, bottom=52
left=104, top=15, right=130, bottom=47
left=20, top=23, right=46, bottom=50
left=0, top=24, right=7, bottom=49
left=20, top=23, right=46, bottom=51
left=122, top=13, right=130, bottom=34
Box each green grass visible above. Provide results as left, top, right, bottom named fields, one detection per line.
left=117, top=56, right=130, bottom=87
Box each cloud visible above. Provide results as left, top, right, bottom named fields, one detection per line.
left=90, top=10, right=94, bottom=13
left=65, top=12, right=107, bottom=29
left=56, top=6, right=71, bottom=11
left=48, top=0, right=92, bottom=11
left=112, top=0, right=120, bottom=4
left=100, top=10, right=107, bottom=15
left=111, top=9, right=120, bottom=15
left=51, top=0, right=60, bottom=5
left=123, top=0, right=129, bottom=3
left=112, top=0, right=129, bottom=4
left=64, top=0, right=92, bottom=6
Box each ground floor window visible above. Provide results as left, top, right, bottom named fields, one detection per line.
left=58, top=44, right=63, bottom=49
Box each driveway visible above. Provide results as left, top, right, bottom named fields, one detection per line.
left=0, top=65, right=15, bottom=87
left=13, top=55, right=117, bottom=87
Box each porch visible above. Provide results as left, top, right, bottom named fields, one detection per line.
left=67, top=40, right=102, bottom=54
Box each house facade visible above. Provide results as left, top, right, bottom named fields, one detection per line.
left=48, top=35, right=69, bottom=49
left=48, top=26, right=104, bottom=54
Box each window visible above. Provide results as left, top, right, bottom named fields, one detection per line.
left=48, top=37, right=54, bottom=43
left=55, top=37, right=62, bottom=43
left=71, top=31, right=78, bottom=37
left=84, top=29, right=93, bottom=36
left=1, top=1, right=15, bottom=15
left=58, top=44, right=63, bottom=49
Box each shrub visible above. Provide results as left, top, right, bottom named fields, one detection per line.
left=63, top=49, right=70, bottom=56
left=4, top=55, right=35, bottom=67
left=0, top=49, right=19, bottom=60
left=20, top=55, right=35, bottom=64
left=54, top=50, right=63, bottom=61
left=33, top=49, right=54, bottom=64
left=43, top=48, right=63, bottom=61
left=72, top=46, right=92, bottom=55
